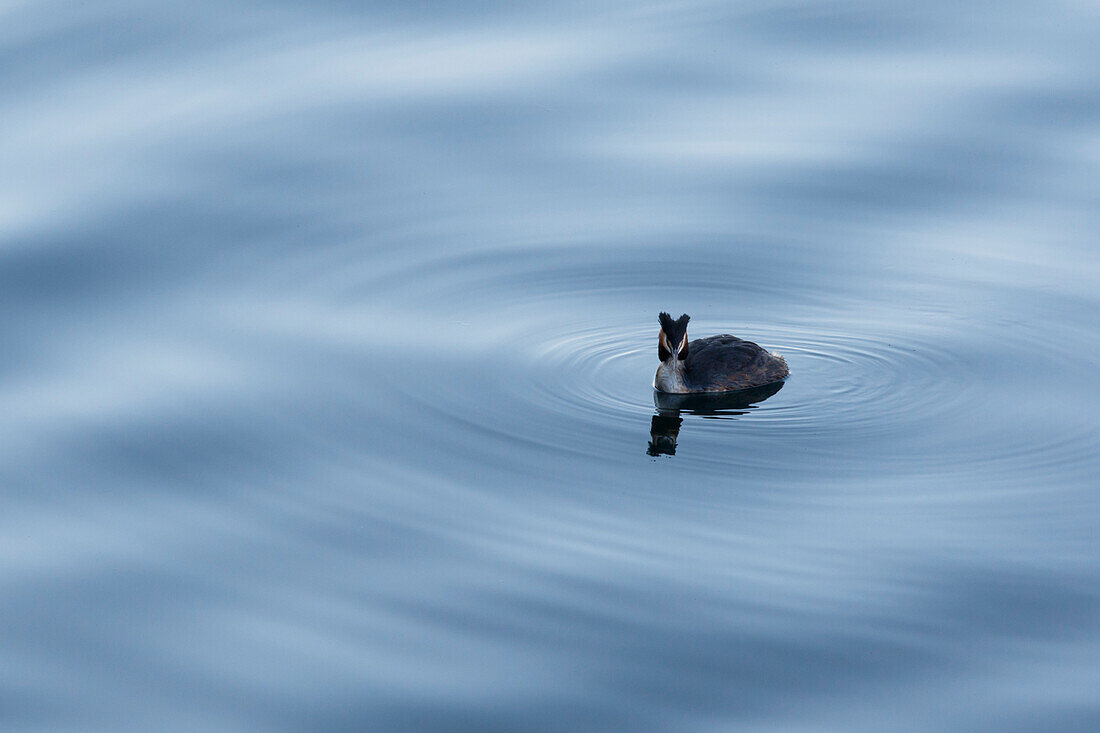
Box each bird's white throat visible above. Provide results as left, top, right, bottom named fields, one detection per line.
left=654, top=359, right=687, bottom=393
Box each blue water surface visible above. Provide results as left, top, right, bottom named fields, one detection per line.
left=3, top=1, right=1100, bottom=730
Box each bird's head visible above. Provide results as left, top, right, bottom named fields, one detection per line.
left=658, top=312, right=690, bottom=363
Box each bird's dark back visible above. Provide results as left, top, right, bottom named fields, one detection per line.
left=684, top=335, right=787, bottom=391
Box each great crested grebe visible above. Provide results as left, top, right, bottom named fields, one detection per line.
left=653, top=312, right=789, bottom=393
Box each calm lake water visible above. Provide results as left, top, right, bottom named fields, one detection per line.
left=3, top=1, right=1100, bottom=730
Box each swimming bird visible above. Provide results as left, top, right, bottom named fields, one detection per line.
left=654, top=313, right=789, bottom=393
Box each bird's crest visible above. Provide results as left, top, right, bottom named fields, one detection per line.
left=658, top=312, right=690, bottom=343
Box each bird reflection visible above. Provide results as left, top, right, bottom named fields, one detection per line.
left=647, top=381, right=784, bottom=456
